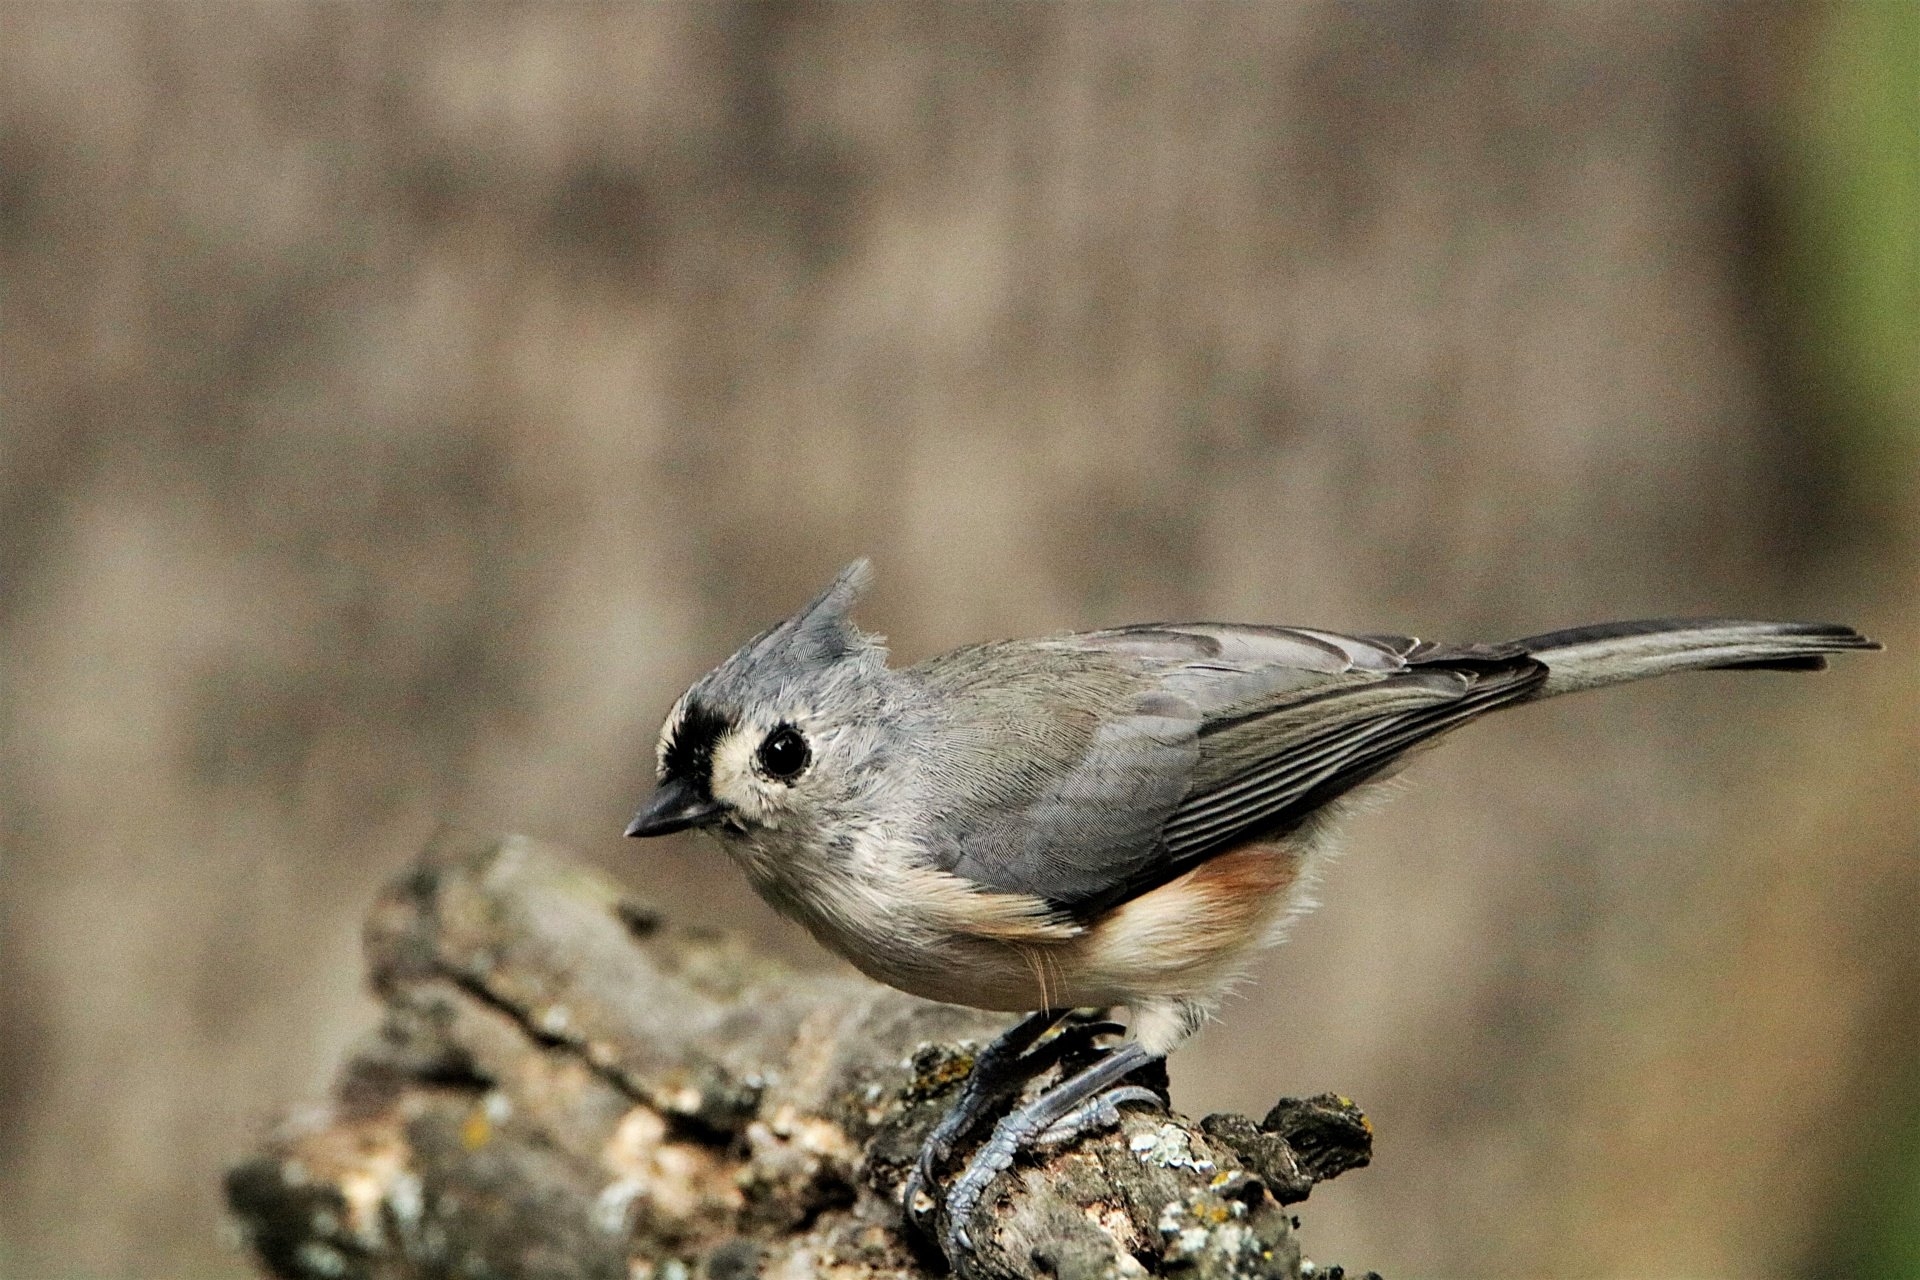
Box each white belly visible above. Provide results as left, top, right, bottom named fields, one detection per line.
left=716, top=827, right=1321, bottom=1017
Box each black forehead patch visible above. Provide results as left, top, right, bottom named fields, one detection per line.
left=662, top=700, right=732, bottom=797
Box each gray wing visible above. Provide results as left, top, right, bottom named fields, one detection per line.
left=913, top=624, right=1545, bottom=917
left=909, top=641, right=1202, bottom=906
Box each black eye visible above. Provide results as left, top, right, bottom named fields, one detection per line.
left=756, top=724, right=810, bottom=781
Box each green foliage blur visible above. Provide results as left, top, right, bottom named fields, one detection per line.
left=1786, top=0, right=1920, bottom=505
left=1795, top=5, right=1920, bottom=1278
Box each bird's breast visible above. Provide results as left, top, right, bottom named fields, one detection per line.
left=716, top=825, right=1086, bottom=1009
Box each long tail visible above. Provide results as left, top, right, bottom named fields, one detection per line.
left=1515, top=618, right=1880, bottom=698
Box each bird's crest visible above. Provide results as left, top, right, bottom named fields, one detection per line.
left=699, top=559, right=887, bottom=702
left=779, top=558, right=875, bottom=668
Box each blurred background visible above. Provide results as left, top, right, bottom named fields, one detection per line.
left=3, top=4, right=1915, bottom=1278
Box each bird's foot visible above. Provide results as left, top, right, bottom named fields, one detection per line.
left=937, top=1040, right=1163, bottom=1261
left=902, top=1011, right=1125, bottom=1237
left=902, top=1009, right=1066, bottom=1230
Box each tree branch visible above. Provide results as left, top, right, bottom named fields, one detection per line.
left=226, top=829, right=1374, bottom=1279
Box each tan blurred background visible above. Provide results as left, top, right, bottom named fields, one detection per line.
left=3, top=4, right=1916, bottom=1278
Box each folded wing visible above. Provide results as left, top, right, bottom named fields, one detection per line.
left=916, top=623, right=1546, bottom=918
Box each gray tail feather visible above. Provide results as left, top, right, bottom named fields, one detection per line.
left=1514, top=618, right=1880, bottom=697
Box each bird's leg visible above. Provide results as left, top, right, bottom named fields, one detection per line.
left=939, top=1039, right=1165, bottom=1259
left=1016, top=1013, right=1130, bottom=1079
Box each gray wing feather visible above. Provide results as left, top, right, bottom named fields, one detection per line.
left=917, top=621, right=1543, bottom=909
left=1159, top=663, right=1540, bottom=863
left=913, top=623, right=1542, bottom=915
left=911, top=615, right=1863, bottom=916
left=910, top=643, right=1199, bottom=903
left=944, top=691, right=1199, bottom=903
left=1073, top=626, right=1545, bottom=911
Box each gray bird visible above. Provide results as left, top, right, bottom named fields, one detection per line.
left=624, top=560, right=1877, bottom=1257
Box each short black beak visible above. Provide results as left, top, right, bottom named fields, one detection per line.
left=624, top=776, right=725, bottom=838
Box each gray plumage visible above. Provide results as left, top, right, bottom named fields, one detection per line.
left=628, top=559, right=1877, bottom=1020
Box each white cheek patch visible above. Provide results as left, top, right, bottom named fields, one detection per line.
left=710, top=729, right=776, bottom=824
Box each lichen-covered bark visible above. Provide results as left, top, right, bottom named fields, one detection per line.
left=226, top=830, right=1374, bottom=1279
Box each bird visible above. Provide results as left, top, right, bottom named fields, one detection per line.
left=623, top=560, right=1877, bottom=1258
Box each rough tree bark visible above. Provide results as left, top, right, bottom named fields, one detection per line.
left=225, top=829, right=1375, bottom=1279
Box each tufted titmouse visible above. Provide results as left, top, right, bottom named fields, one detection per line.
left=625, top=560, right=1877, bottom=1254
